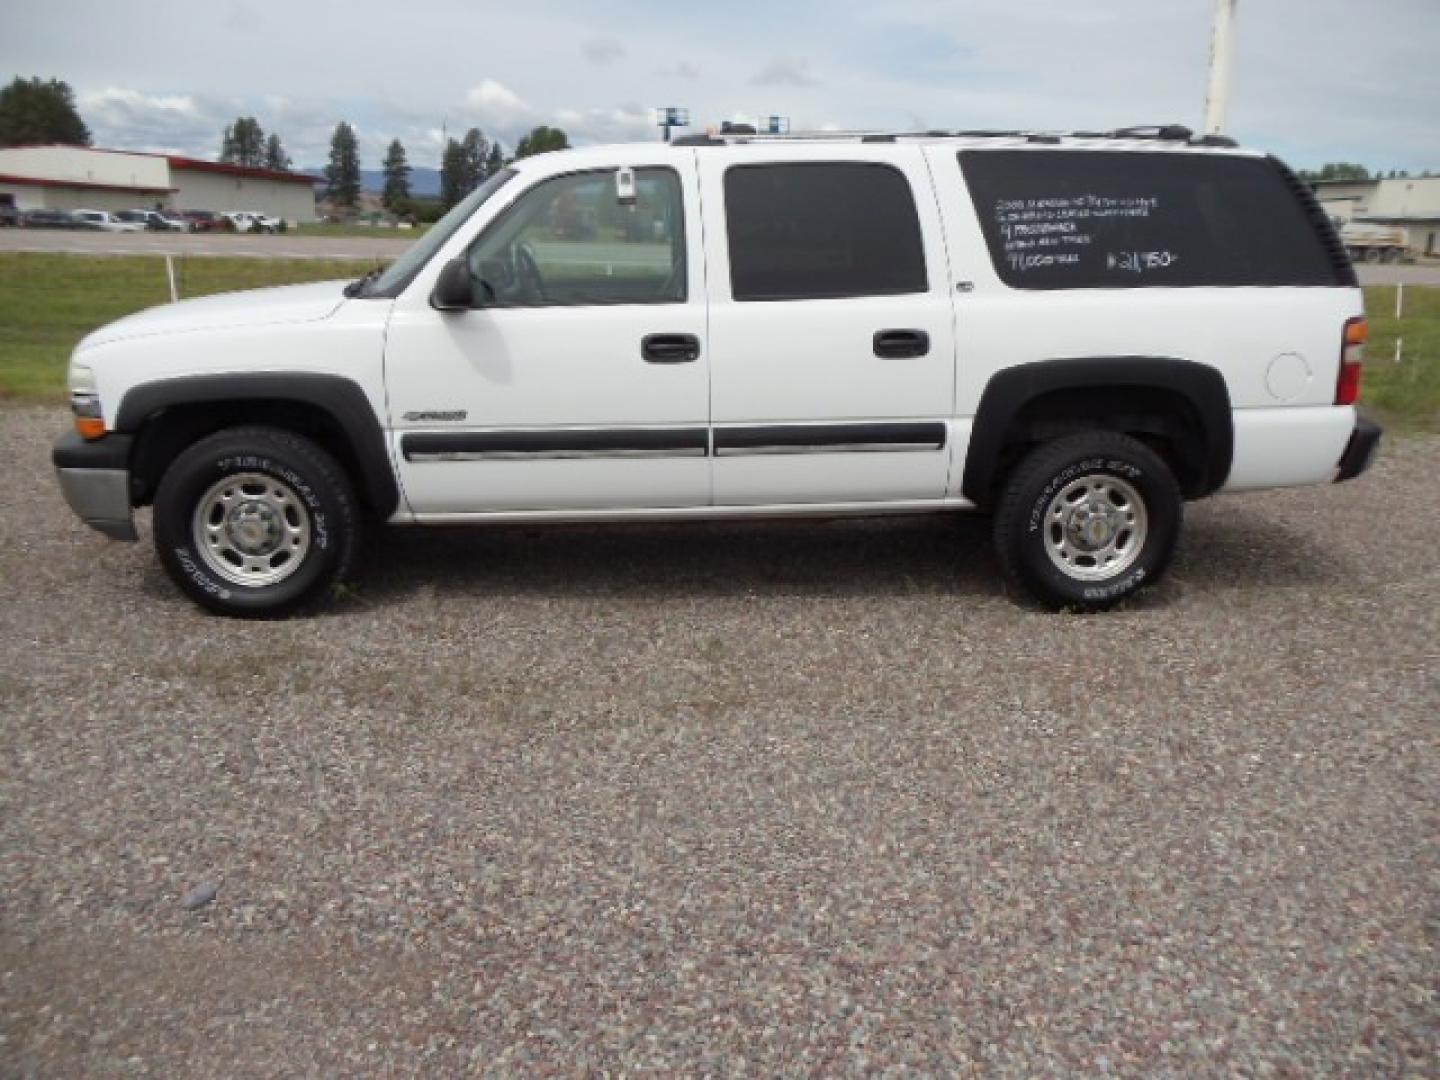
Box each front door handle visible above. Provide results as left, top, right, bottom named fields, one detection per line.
left=642, top=333, right=701, bottom=364
left=873, top=329, right=930, bottom=358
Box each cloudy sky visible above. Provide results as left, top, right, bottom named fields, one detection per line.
left=4, top=0, right=1437, bottom=174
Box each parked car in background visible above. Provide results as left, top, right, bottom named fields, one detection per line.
left=20, top=208, right=80, bottom=229
left=72, top=209, right=146, bottom=233
left=157, top=210, right=191, bottom=232
left=180, top=209, right=223, bottom=232
left=0, top=201, right=18, bottom=228
left=118, top=209, right=185, bottom=232
left=221, top=210, right=281, bottom=234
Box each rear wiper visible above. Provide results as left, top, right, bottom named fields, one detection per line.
left=343, top=267, right=383, bottom=298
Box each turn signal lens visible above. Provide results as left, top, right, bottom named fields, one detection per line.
left=1337, top=316, right=1367, bottom=406
left=74, top=415, right=107, bottom=440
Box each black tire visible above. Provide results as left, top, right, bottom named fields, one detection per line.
left=153, top=426, right=360, bottom=617
left=993, top=432, right=1181, bottom=611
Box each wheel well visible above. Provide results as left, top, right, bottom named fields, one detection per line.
left=986, top=385, right=1211, bottom=504
left=130, top=399, right=370, bottom=511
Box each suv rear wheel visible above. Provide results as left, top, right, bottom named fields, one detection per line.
left=994, top=432, right=1181, bottom=611
left=153, top=426, right=359, bottom=617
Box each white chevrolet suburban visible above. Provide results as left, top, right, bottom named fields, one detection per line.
left=53, top=125, right=1382, bottom=616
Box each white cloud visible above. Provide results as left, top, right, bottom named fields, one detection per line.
left=465, top=80, right=524, bottom=112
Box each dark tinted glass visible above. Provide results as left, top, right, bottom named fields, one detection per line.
left=960, top=150, right=1346, bottom=289
left=725, top=163, right=928, bottom=301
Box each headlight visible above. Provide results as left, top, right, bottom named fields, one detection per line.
left=68, top=362, right=105, bottom=439
left=68, top=362, right=97, bottom=395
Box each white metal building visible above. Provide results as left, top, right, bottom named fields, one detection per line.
left=1314, top=176, right=1440, bottom=257
left=0, top=145, right=320, bottom=224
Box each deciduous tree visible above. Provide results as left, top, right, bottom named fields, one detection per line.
left=0, top=76, right=90, bottom=147
left=461, top=128, right=488, bottom=191
left=514, top=126, right=569, bottom=159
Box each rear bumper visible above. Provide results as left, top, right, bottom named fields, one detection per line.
left=52, top=431, right=137, bottom=541
left=1335, top=416, right=1382, bottom=482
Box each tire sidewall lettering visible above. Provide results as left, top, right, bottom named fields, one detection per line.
left=211, top=455, right=328, bottom=550
left=173, top=545, right=232, bottom=600
left=1027, top=458, right=1146, bottom=534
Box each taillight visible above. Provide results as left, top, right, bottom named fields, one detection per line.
left=1337, top=316, right=1367, bottom=406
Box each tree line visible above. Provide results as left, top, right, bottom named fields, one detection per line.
left=1296, top=162, right=1437, bottom=182
left=0, top=75, right=573, bottom=221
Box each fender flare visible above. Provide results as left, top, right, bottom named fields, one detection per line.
left=962, top=357, right=1234, bottom=503
left=115, top=373, right=399, bottom=518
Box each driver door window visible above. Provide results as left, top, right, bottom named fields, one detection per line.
left=467, top=168, right=686, bottom=306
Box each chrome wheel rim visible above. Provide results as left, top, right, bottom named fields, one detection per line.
left=192, top=472, right=311, bottom=587
left=1043, top=473, right=1148, bottom=581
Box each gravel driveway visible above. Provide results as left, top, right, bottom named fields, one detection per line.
left=2, top=405, right=1435, bottom=1076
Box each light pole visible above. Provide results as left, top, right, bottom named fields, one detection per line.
left=655, top=107, right=690, bottom=143
left=1204, top=0, right=1238, bottom=135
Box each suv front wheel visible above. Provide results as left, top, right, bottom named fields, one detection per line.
left=153, top=426, right=359, bottom=617
left=994, top=432, right=1182, bottom=611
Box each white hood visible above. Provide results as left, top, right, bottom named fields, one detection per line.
left=81, top=280, right=351, bottom=348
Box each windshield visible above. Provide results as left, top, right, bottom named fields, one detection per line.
left=363, top=168, right=517, bottom=298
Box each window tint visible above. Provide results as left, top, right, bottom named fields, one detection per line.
left=725, top=163, right=927, bottom=301
left=960, top=150, right=1348, bottom=289
left=467, top=168, right=685, bottom=307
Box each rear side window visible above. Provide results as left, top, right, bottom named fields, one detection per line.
left=960, top=150, right=1348, bottom=289
left=725, top=163, right=928, bottom=301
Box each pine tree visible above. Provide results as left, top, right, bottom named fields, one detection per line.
left=325, top=121, right=361, bottom=209
left=440, top=138, right=466, bottom=210
left=486, top=141, right=506, bottom=175
left=0, top=76, right=91, bottom=147
left=382, top=138, right=411, bottom=209
left=263, top=133, right=291, bottom=171
left=220, top=117, right=265, bottom=166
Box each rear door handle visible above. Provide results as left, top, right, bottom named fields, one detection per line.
left=642, top=333, right=701, bottom=363
left=873, top=329, right=930, bottom=358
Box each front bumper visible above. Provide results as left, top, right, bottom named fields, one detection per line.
left=52, top=431, right=137, bottom=541
left=1335, top=416, right=1382, bottom=483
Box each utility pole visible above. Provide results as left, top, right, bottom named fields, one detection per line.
left=1204, top=0, right=1238, bottom=134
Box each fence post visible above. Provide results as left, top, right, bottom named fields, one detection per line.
left=1395, top=282, right=1404, bottom=319
left=165, top=254, right=179, bottom=303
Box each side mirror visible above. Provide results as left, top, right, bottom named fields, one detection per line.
left=430, top=258, right=475, bottom=311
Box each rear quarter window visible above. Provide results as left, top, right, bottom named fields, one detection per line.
left=960, top=150, right=1350, bottom=289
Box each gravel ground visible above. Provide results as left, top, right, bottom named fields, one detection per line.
left=1, top=404, right=1436, bottom=1076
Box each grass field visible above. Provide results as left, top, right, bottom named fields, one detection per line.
left=1360, top=284, right=1440, bottom=433
left=1, top=252, right=1436, bottom=434
left=0, top=254, right=375, bottom=399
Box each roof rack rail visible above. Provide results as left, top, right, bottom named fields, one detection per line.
left=668, top=123, right=1237, bottom=148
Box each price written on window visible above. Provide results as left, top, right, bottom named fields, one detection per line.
left=1107, top=250, right=1180, bottom=274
